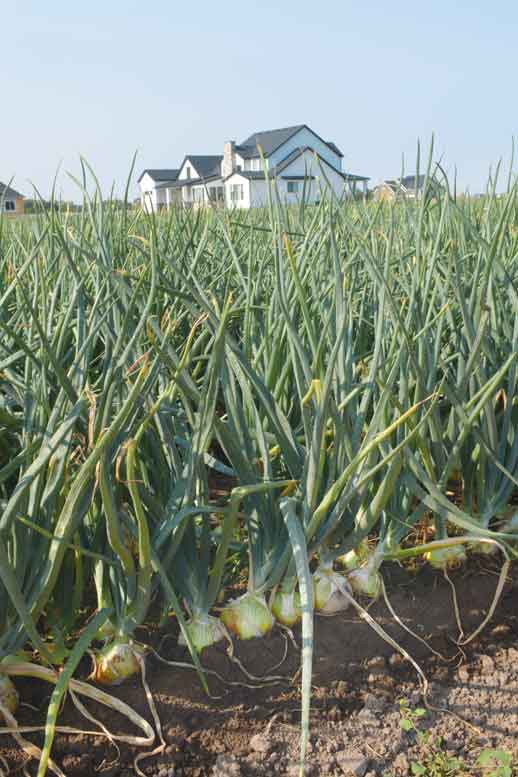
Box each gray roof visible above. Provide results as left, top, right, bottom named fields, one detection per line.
left=231, top=171, right=268, bottom=180
left=182, top=155, right=223, bottom=178
left=137, top=169, right=180, bottom=184
left=159, top=173, right=222, bottom=190
left=235, top=124, right=344, bottom=160
left=236, top=125, right=304, bottom=158
left=0, top=181, right=24, bottom=199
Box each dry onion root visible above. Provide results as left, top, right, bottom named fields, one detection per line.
left=221, top=592, right=274, bottom=639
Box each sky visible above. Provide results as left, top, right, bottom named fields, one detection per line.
left=2, top=0, right=517, bottom=200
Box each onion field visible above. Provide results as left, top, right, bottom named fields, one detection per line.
left=1, top=164, right=517, bottom=776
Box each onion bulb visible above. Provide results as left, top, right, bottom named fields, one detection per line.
left=348, top=564, right=382, bottom=599
left=0, top=675, right=18, bottom=714
left=271, top=590, right=302, bottom=627
left=221, top=593, right=274, bottom=639
left=93, top=640, right=141, bottom=686
left=425, top=545, right=466, bottom=570
left=313, top=564, right=352, bottom=613
left=178, top=613, right=226, bottom=653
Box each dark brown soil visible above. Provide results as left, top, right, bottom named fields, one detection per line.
left=2, top=559, right=517, bottom=776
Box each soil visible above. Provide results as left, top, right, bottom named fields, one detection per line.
left=1, top=558, right=517, bottom=777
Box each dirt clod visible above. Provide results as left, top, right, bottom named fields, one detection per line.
left=479, top=653, right=495, bottom=674
left=335, top=751, right=370, bottom=776
left=212, top=753, right=241, bottom=776
left=249, top=733, right=271, bottom=754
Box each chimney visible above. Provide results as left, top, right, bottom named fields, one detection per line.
left=223, top=140, right=236, bottom=178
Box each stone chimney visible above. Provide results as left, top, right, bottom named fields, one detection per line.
left=223, top=140, right=236, bottom=178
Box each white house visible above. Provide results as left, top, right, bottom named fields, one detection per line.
left=139, top=124, right=369, bottom=211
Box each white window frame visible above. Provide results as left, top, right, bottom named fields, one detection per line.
left=287, top=181, right=299, bottom=194
left=4, top=200, right=15, bottom=211
left=230, top=184, right=244, bottom=202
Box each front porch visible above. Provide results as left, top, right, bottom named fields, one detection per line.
left=159, top=180, right=226, bottom=210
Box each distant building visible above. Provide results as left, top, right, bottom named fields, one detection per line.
left=0, top=182, right=25, bottom=215
left=138, top=124, right=369, bottom=211
left=373, top=174, right=443, bottom=202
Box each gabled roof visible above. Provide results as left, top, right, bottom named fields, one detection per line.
left=137, top=169, right=180, bottom=184
left=235, top=124, right=344, bottom=160
left=0, top=182, right=24, bottom=199
left=236, top=125, right=304, bottom=158
left=326, top=142, right=343, bottom=157
left=224, top=149, right=369, bottom=183
left=272, top=147, right=368, bottom=181
left=181, top=155, right=223, bottom=179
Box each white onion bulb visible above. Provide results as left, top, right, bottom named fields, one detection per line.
left=313, top=564, right=352, bottom=614
left=348, top=565, right=382, bottom=599
left=178, top=613, right=226, bottom=652
left=221, top=593, right=274, bottom=639
left=271, top=590, right=302, bottom=626
left=94, top=641, right=141, bottom=686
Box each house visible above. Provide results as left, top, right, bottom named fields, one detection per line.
left=373, top=174, right=443, bottom=202
left=139, top=124, right=369, bottom=211
left=0, top=182, right=25, bottom=215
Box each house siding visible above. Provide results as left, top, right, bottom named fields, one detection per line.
left=178, top=160, right=201, bottom=181
left=249, top=180, right=269, bottom=207
left=225, top=174, right=251, bottom=209
left=139, top=173, right=169, bottom=212
left=1, top=195, right=24, bottom=215
left=276, top=150, right=348, bottom=202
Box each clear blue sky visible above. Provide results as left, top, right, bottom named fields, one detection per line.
left=2, top=0, right=517, bottom=199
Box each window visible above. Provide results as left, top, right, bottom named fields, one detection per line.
left=230, top=184, right=244, bottom=202
left=4, top=201, right=15, bottom=211
left=209, top=186, right=225, bottom=202
left=236, top=164, right=242, bottom=172
left=185, top=166, right=191, bottom=180
left=287, top=181, right=299, bottom=194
